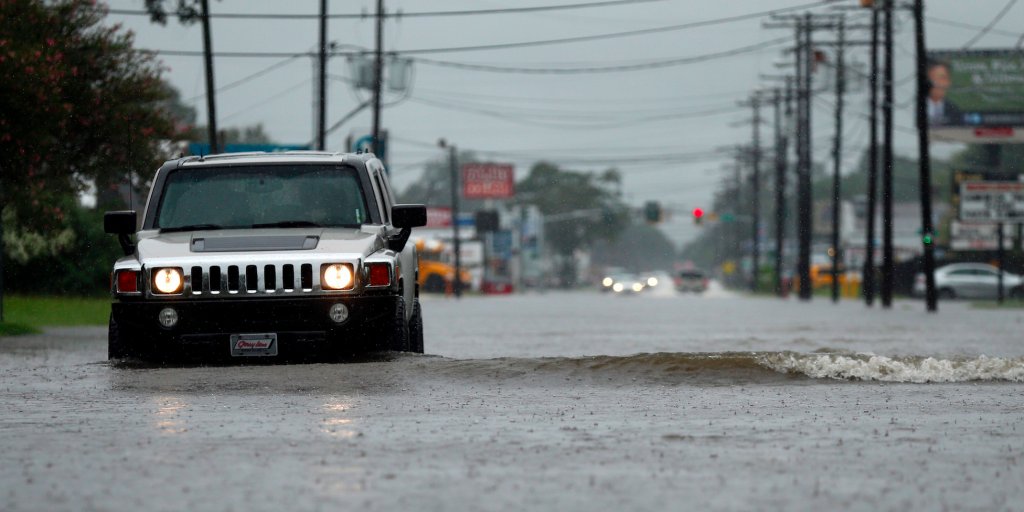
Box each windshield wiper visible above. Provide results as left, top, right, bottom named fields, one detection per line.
left=250, top=221, right=323, bottom=229
left=160, top=223, right=225, bottom=233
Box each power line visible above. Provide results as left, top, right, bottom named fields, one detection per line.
left=141, top=0, right=838, bottom=58
left=185, top=54, right=306, bottom=102
left=107, top=0, right=662, bottom=20
left=411, top=36, right=790, bottom=74
left=925, top=16, right=1022, bottom=39
left=963, top=0, right=1018, bottom=48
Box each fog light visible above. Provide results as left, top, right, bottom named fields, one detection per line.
left=158, top=307, right=179, bottom=328
left=329, top=303, right=349, bottom=324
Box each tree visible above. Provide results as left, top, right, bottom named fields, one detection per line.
left=0, top=0, right=180, bottom=230
left=516, top=162, right=630, bottom=258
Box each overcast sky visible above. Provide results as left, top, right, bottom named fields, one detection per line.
left=104, top=0, right=1024, bottom=247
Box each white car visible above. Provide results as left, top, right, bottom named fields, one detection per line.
left=915, top=263, right=1023, bottom=300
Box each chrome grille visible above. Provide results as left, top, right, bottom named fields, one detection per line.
left=186, top=263, right=319, bottom=295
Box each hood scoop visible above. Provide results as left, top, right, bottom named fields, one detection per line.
left=191, top=235, right=319, bottom=253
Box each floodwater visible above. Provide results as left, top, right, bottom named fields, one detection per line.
left=1, top=289, right=1023, bottom=511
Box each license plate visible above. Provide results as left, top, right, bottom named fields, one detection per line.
left=230, top=333, right=278, bottom=357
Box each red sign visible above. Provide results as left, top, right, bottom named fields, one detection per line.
left=425, top=206, right=452, bottom=228
left=973, top=127, right=1014, bottom=138
left=462, top=163, right=514, bottom=199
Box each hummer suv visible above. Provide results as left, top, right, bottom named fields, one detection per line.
left=104, top=151, right=427, bottom=360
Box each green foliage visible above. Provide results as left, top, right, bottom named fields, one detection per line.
left=516, top=162, right=630, bottom=257
left=0, top=0, right=181, bottom=231
left=4, top=205, right=123, bottom=296
left=3, top=294, right=110, bottom=327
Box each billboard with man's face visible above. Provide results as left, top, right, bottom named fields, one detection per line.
left=927, top=50, right=1024, bottom=138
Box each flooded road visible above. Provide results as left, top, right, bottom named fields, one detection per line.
left=2, top=291, right=1023, bottom=510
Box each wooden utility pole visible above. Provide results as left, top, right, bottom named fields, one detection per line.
left=200, top=0, right=218, bottom=154
left=864, top=5, right=880, bottom=306
left=881, top=0, right=895, bottom=308
left=830, top=16, right=845, bottom=303
left=372, top=0, right=384, bottom=158
left=913, top=0, right=938, bottom=312
left=750, top=94, right=763, bottom=293
left=316, top=0, right=327, bottom=151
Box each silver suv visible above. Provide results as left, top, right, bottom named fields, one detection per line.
left=104, top=151, right=427, bottom=361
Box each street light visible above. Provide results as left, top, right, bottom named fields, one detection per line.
left=438, top=138, right=463, bottom=298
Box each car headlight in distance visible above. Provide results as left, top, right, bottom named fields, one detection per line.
left=647, top=277, right=658, bottom=287
left=612, top=283, right=624, bottom=293
left=602, top=277, right=614, bottom=287
left=322, top=263, right=355, bottom=290
left=152, top=268, right=183, bottom=294
left=632, top=282, right=644, bottom=293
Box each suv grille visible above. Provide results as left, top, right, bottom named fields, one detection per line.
left=186, top=263, right=318, bottom=295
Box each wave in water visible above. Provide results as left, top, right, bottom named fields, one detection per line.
left=432, top=352, right=1024, bottom=384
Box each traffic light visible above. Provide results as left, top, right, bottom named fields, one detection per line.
left=692, top=207, right=704, bottom=225
left=643, top=201, right=662, bottom=223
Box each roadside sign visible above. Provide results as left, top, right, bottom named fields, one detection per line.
left=950, top=221, right=1015, bottom=251
left=425, top=206, right=452, bottom=228
left=959, top=181, right=1024, bottom=222
left=462, top=163, right=514, bottom=199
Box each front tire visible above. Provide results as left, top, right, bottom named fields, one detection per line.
left=108, top=314, right=128, bottom=360
left=389, top=297, right=410, bottom=352
left=938, top=288, right=956, bottom=300
left=408, top=299, right=424, bottom=354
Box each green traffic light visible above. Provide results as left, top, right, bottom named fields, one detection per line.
left=922, top=234, right=933, bottom=245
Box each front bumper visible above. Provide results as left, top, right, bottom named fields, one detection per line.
left=112, top=294, right=398, bottom=357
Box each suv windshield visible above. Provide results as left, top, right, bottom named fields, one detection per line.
left=155, top=165, right=369, bottom=231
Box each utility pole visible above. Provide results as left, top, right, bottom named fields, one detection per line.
left=830, top=16, right=845, bottom=303
left=773, top=84, right=791, bottom=297
left=440, top=140, right=463, bottom=298
left=750, top=93, right=763, bottom=293
left=864, top=4, right=880, bottom=307
left=913, top=0, right=938, bottom=312
left=316, top=0, right=327, bottom=151
left=372, top=0, right=384, bottom=159
left=881, top=0, right=895, bottom=308
left=199, top=0, right=218, bottom=154
left=797, top=14, right=813, bottom=301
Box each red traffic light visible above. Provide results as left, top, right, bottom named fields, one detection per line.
left=692, top=208, right=704, bottom=219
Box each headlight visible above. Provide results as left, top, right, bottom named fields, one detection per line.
left=322, top=263, right=354, bottom=290
left=152, top=268, right=183, bottom=294
left=647, top=277, right=658, bottom=287
left=632, top=282, right=644, bottom=293
left=602, top=277, right=614, bottom=287
left=612, top=283, right=624, bottom=292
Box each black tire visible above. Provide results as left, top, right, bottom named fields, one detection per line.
left=390, top=297, right=410, bottom=352
left=938, top=288, right=956, bottom=300
left=408, top=299, right=424, bottom=354
left=108, top=314, right=128, bottom=360
left=423, top=274, right=446, bottom=294
left=1010, top=287, right=1024, bottom=300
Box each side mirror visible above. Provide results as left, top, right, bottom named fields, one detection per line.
left=104, top=211, right=137, bottom=234
left=391, top=204, right=427, bottom=229
left=387, top=205, right=426, bottom=252
left=105, top=211, right=137, bottom=256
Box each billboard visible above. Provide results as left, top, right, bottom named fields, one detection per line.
left=462, top=163, right=514, bottom=199
left=927, top=50, right=1024, bottom=142
left=958, top=181, right=1024, bottom=223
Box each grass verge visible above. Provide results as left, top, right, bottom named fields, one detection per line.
left=0, top=295, right=109, bottom=336
left=971, top=300, right=1024, bottom=309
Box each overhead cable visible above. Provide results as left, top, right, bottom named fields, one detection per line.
left=107, top=0, right=662, bottom=20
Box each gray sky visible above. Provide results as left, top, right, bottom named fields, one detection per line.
left=106, top=0, right=1024, bottom=247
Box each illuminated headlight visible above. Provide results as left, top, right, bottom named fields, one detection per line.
left=602, top=277, right=614, bottom=287
left=632, top=282, right=644, bottom=293
left=647, top=277, right=658, bottom=287
left=158, top=307, right=179, bottom=328
left=612, top=283, right=624, bottom=293
left=152, top=268, right=183, bottom=294
left=329, top=303, right=349, bottom=324
left=322, top=263, right=354, bottom=290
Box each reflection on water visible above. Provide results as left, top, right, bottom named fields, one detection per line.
left=321, top=398, right=358, bottom=438
left=153, top=396, right=188, bottom=435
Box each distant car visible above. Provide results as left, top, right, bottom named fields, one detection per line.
left=676, top=269, right=708, bottom=293
left=915, top=263, right=1024, bottom=300
left=609, top=273, right=646, bottom=295
left=639, top=271, right=672, bottom=292
left=599, top=267, right=628, bottom=293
